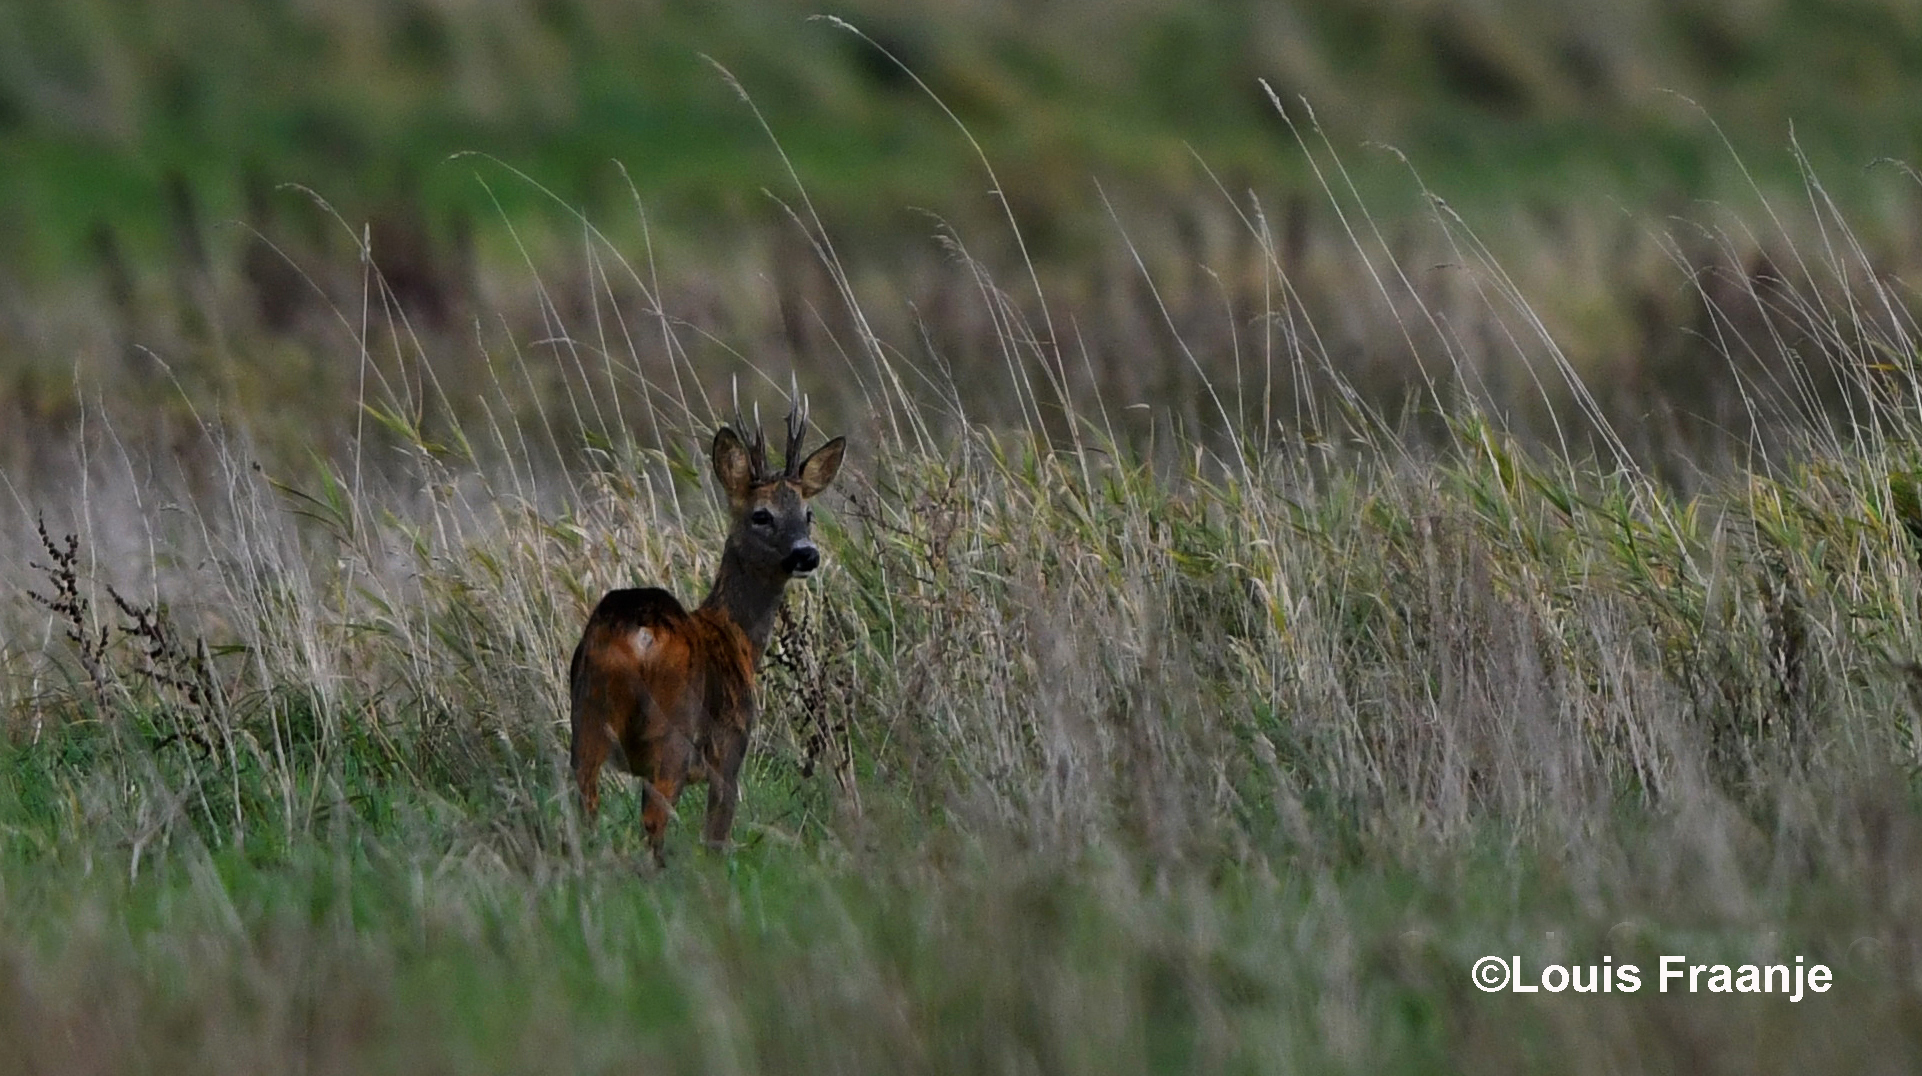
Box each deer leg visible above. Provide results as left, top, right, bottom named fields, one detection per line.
left=701, top=727, right=749, bottom=852
left=641, top=735, right=694, bottom=866
left=570, top=715, right=609, bottom=822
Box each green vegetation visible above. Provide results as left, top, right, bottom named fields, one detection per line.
left=9, top=0, right=1922, bottom=474
left=9, top=144, right=1922, bottom=1064
left=8, top=1, right=1922, bottom=1070
left=8, top=0, right=1922, bottom=269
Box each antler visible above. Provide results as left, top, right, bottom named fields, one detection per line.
left=782, top=371, right=809, bottom=479
left=729, top=373, right=811, bottom=483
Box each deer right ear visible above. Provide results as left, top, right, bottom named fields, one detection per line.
left=711, top=427, right=753, bottom=504
left=796, top=436, right=846, bottom=498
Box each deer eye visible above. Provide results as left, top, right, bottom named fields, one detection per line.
left=750, top=508, right=774, bottom=527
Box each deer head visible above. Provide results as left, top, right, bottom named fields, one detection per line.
left=710, top=397, right=846, bottom=580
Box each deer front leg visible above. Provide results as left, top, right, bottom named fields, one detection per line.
left=701, top=726, right=749, bottom=852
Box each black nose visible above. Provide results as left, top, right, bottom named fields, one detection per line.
left=782, top=545, right=821, bottom=576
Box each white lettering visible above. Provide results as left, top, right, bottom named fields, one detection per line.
left=1660, top=955, right=1685, bottom=992
left=1571, top=964, right=1599, bottom=993
left=1616, top=964, right=1641, bottom=992
left=1808, top=965, right=1831, bottom=993
left=1510, top=956, right=1538, bottom=992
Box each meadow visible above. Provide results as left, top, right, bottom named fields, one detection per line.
left=8, top=2, right=1922, bottom=1072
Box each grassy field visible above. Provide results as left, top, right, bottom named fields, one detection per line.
left=8, top=2, right=1922, bottom=1071
left=7, top=168, right=1922, bottom=1068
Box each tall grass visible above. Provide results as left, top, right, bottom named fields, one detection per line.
left=16, top=0, right=1922, bottom=488
left=7, top=116, right=1922, bottom=1071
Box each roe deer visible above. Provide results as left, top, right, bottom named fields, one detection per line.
left=568, top=403, right=845, bottom=864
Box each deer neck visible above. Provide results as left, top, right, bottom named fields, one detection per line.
left=699, top=544, right=789, bottom=658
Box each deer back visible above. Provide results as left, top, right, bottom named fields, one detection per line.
left=570, top=586, right=758, bottom=758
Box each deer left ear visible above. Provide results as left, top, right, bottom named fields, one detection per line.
left=796, top=437, right=846, bottom=498
left=712, top=427, right=754, bottom=505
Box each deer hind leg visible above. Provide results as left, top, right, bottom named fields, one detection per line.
left=641, top=735, right=695, bottom=866
left=701, top=726, right=750, bottom=852
left=570, top=708, right=611, bottom=822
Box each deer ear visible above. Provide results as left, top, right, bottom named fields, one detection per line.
left=796, top=436, right=846, bottom=498
left=712, top=427, right=754, bottom=504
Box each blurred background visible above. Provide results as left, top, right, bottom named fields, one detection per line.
left=5, top=0, right=1922, bottom=480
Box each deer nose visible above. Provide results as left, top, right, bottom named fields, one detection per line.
left=782, top=544, right=821, bottom=576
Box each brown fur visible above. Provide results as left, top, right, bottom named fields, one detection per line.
left=568, top=415, right=845, bottom=864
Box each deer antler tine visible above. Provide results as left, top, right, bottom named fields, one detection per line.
left=753, top=402, right=769, bottom=480
left=727, top=374, right=764, bottom=478
left=783, top=383, right=809, bottom=478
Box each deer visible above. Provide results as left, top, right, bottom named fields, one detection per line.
left=568, top=400, right=845, bottom=865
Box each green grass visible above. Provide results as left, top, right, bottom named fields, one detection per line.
left=8, top=0, right=1922, bottom=441
left=8, top=314, right=1922, bottom=1068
